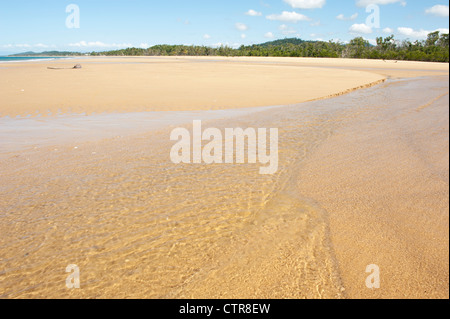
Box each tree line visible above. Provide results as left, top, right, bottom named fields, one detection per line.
left=90, top=32, right=449, bottom=62
left=11, top=32, right=448, bottom=62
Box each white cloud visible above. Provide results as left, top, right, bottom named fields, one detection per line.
left=349, top=23, right=373, bottom=34
left=397, top=27, right=450, bottom=39
left=139, top=43, right=150, bottom=48
left=203, top=34, right=211, bottom=39
left=235, top=23, right=249, bottom=31
left=356, top=0, right=406, bottom=7
left=284, top=0, right=326, bottom=9
left=279, top=24, right=299, bottom=35
left=382, top=27, right=394, bottom=34
left=176, top=18, right=191, bottom=25
left=436, top=28, right=450, bottom=34
left=267, top=11, right=311, bottom=23
left=425, top=5, right=449, bottom=17
left=212, top=42, right=242, bottom=49
left=366, top=38, right=378, bottom=45
left=336, top=13, right=358, bottom=20
left=241, top=34, right=247, bottom=39
left=35, top=43, right=50, bottom=48
left=397, top=27, right=429, bottom=39
left=1, top=43, right=56, bottom=49
left=245, top=9, right=262, bottom=16
left=68, top=41, right=133, bottom=48
left=2, top=44, right=30, bottom=48
left=264, top=32, right=275, bottom=38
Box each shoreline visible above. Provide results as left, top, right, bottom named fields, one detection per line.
left=0, top=76, right=390, bottom=155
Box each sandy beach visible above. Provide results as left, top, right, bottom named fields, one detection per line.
left=2, top=56, right=448, bottom=118
left=0, top=57, right=448, bottom=299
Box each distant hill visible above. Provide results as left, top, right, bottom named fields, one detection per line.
left=9, top=51, right=85, bottom=57
left=255, top=38, right=312, bottom=47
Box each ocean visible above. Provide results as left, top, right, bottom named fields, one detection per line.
left=0, top=56, right=67, bottom=63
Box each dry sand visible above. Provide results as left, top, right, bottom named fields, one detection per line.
left=0, top=57, right=448, bottom=299
left=3, top=56, right=448, bottom=118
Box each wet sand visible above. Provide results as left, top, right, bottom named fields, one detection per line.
left=0, top=57, right=448, bottom=299
left=297, top=76, right=449, bottom=299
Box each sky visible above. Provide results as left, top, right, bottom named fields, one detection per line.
left=0, top=0, right=449, bottom=54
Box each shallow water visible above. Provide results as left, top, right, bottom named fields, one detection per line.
left=0, top=57, right=70, bottom=63
left=0, top=105, right=285, bottom=153
left=0, top=76, right=448, bottom=298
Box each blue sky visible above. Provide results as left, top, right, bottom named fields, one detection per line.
left=0, top=0, right=448, bottom=54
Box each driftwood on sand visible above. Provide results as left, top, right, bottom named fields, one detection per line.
left=47, top=64, right=82, bottom=70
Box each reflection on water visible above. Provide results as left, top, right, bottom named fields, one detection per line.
left=0, top=76, right=448, bottom=298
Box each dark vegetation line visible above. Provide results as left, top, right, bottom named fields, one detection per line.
left=10, top=32, right=449, bottom=63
